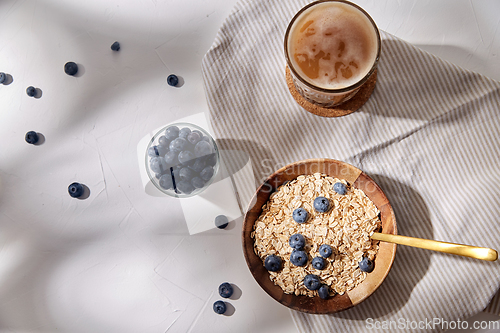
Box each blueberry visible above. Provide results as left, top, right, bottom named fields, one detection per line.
left=191, top=176, right=205, bottom=189
left=165, top=126, right=179, bottom=140
left=157, top=145, right=168, bottom=156
left=319, top=244, right=333, bottom=258
left=205, top=153, right=217, bottom=167
left=189, top=158, right=206, bottom=173
left=25, top=131, right=39, bottom=144
left=158, top=135, right=170, bottom=147
left=0, top=73, right=5, bottom=84
left=68, top=182, right=84, bottom=198
left=290, top=250, right=308, bottom=267
left=26, top=86, right=36, bottom=97
left=150, top=156, right=166, bottom=174
left=213, top=300, right=226, bottom=315
left=215, top=215, right=229, bottom=229
left=110, top=41, right=120, bottom=51
left=187, top=131, right=201, bottom=145
left=169, top=138, right=187, bottom=153
left=303, top=274, right=321, bottom=291
left=178, top=150, right=195, bottom=165
left=218, top=282, right=233, bottom=298
left=194, top=140, right=212, bottom=157
left=164, top=150, right=179, bottom=166
left=312, top=256, right=325, bottom=270
left=292, top=208, right=308, bottom=223
left=313, top=196, right=330, bottom=213
left=64, top=62, right=78, bottom=76
left=201, top=136, right=210, bottom=142
left=333, top=182, right=347, bottom=195
left=179, top=167, right=195, bottom=182
left=288, top=233, right=305, bottom=250
left=359, top=257, right=374, bottom=273
left=318, top=284, right=330, bottom=299
left=176, top=180, right=194, bottom=194
left=264, top=254, right=282, bottom=272
left=159, top=174, right=173, bottom=190
left=167, top=74, right=179, bottom=87
left=200, top=166, right=214, bottom=181
left=179, top=127, right=191, bottom=139
left=147, top=146, right=159, bottom=157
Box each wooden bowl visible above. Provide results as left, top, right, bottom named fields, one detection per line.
left=242, top=158, right=397, bottom=314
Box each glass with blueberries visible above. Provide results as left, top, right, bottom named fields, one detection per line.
left=145, top=123, right=219, bottom=198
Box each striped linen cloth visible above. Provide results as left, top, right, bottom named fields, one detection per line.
left=201, top=0, right=500, bottom=332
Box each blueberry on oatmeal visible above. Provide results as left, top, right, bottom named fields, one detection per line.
left=313, top=196, right=330, bottom=213
left=292, top=207, right=308, bottom=223
left=264, top=254, right=282, bottom=272
left=288, top=233, right=305, bottom=250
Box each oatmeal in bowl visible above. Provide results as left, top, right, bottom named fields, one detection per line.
left=242, top=159, right=397, bottom=314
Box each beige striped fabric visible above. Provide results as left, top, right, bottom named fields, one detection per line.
left=201, top=0, right=500, bottom=332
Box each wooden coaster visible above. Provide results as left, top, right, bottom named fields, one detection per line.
left=286, top=66, right=377, bottom=117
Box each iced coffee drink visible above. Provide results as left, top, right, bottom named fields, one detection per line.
left=285, top=0, right=380, bottom=108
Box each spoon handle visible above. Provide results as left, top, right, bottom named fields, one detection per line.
left=371, top=232, right=498, bottom=261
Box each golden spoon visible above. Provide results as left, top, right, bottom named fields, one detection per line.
left=371, top=232, right=498, bottom=261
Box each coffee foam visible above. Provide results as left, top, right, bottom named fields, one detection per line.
left=288, top=2, right=378, bottom=90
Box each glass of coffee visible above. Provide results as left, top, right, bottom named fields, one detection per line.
left=284, top=0, right=381, bottom=108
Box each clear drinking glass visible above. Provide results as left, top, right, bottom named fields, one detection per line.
left=284, top=0, right=381, bottom=108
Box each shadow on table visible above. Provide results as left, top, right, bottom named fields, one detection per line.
left=331, top=174, right=433, bottom=320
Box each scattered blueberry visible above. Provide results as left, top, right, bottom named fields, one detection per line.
left=194, top=140, right=212, bottom=157
left=313, top=196, right=330, bottom=213
left=178, top=150, right=195, bottom=165
left=170, top=137, right=187, bottom=153
left=290, top=250, right=308, bottom=267
left=288, top=234, right=305, bottom=250
left=213, top=300, right=226, bottom=315
left=264, top=254, right=282, bottom=272
left=189, top=158, right=206, bottom=173
left=218, top=283, right=233, bottom=298
left=64, top=62, right=78, bottom=76
left=333, top=182, right=347, bottom=195
left=215, top=215, right=229, bottom=229
left=111, top=41, right=120, bottom=51
left=187, top=131, right=201, bottom=145
left=191, top=176, right=205, bottom=189
left=318, top=284, right=330, bottom=299
left=147, top=146, right=159, bottom=157
left=312, top=257, right=325, bottom=270
left=26, top=86, right=36, bottom=97
left=359, top=257, right=374, bottom=273
left=159, top=174, right=173, bottom=190
left=25, top=131, right=39, bottom=144
left=68, top=182, right=84, bottom=198
left=0, top=73, right=5, bottom=84
left=292, top=208, right=308, bottom=223
left=303, top=274, right=321, bottom=291
left=200, top=165, right=214, bottom=181
left=158, top=135, right=170, bottom=147
left=165, top=126, right=180, bottom=140
left=167, top=74, right=179, bottom=87
left=176, top=180, right=194, bottom=194
left=179, top=127, right=191, bottom=139
left=319, top=244, right=333, bottom=258
left=164, top=150, right=179, bottom=165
